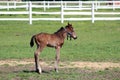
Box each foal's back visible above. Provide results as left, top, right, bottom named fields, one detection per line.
left=35, top=33, right=63, bottom=48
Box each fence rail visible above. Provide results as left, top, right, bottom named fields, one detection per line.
left=0, top=1, right=120, bottom=24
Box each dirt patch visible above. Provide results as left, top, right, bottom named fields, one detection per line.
left=0, top=59, right=120, bottom=70
left=0, top=59, right=34, bottom=66
left=68, top=62, right=120, bottom=70
left=0, top=60, right=120, bottom=80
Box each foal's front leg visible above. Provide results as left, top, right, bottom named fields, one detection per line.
left=55, top=46, right=60, bottom=72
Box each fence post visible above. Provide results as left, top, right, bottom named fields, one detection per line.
left=7, top=2, right=9, bottom=11
left=14, top=1, right=16, bottom=9
left=79, top=1, right=82, bottom=9
left=47, top=1, right=50, bottom=9
left=113, top=1, right=115, bottom=10
left=92, top=2, right=95, bottom=23
left=26, top=2, right=29, bottom=10
left=43, top=1, right=46, bottom=11
left=61, top=2, right=64, bottom=23
left=29, top=1, right=32, bottom=25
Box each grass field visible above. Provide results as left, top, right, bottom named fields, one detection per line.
left=0, top=7, right=120, bottom=79
left=0, top=20, right=120, bottom=62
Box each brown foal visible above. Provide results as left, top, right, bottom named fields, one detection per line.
left=30, top=23, right=77, bottom=74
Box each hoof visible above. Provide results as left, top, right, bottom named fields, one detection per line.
left=36, top=69, right=42, bottom=74
left=54, top=68, right=59, bottom=73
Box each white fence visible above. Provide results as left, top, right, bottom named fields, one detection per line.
left=0, top=1, right=120, bottom=24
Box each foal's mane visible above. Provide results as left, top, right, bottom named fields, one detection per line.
left=54, top=27, right=65, bottom=34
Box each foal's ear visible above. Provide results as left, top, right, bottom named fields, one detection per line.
left=61, top=27, right=64, bottom=29
left=68, top=22, right=70, bottom=25
left=67, top=22, right=72, bottom=26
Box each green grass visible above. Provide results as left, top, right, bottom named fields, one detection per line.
left=0, top=20, right=120, bottom=62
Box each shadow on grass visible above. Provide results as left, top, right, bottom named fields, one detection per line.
left=23, top=70, right=51, bottom=74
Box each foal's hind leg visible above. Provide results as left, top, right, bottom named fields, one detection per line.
left=55, top=46, right=60, bottom=73
left=34, top=45, right=45, bottom=74
left=34, top=47, right=41, bottom=74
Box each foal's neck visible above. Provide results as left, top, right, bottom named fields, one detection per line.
left=54, top=27, right=67, bottom=39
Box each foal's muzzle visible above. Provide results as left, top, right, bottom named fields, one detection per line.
left=72, top=32, right=77, bottom=40
left=67, top=31, right=77, bottom=40
left=73, top=36, right=77, bottom=40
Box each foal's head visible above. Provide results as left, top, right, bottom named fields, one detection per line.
left=65, top=23, right=77, bottom=40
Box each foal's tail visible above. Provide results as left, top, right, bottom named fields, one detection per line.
left=30, top=35, right=35, bottom=47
